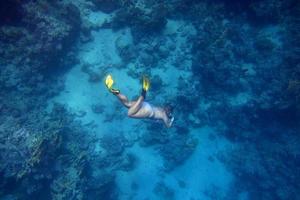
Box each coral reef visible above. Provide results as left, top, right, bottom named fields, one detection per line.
left=1, top=0, right=300, bottom=199
left=218, top=132, right=300, bottom=199
left=0, top=1, right=81, bottom=71
left=0, top=103, right=121, bottom=199
left=0, top=1, right=120, bottom=198
left=111, top=0, right=168, bottom=38
left=140, top=123, right=198, bottom=171
left=90, top=0, right=170, bottom=36
left=91, top=0, right=121, bottom=13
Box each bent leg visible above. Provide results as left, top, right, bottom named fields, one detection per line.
left=128, top=95, right=144, bottom=116
left=115, top=93, right=132, bottom=108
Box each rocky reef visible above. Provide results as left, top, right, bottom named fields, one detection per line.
left=0, top=1, right=117, bottom=199
left=0, top=0, right=300, bottom=199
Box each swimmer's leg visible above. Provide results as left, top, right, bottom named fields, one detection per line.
left=128, top=76, right=149, bottom=116
left=128, top=95, right=144, bottom=116
left=114, top=93, right=132, bottom=108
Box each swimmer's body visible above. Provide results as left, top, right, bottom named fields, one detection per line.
left=105, top=75, right=174, bottom=128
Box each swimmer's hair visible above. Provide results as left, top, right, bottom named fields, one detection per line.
left=164, top=103, right=175, bottom=117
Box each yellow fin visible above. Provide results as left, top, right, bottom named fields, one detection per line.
left=143, top=76, right=150, bottom=91
left=105, top=74, right=114, bottom=90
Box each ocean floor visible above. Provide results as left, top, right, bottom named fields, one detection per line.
left=2, top=1, right=299, bottom=199
left=49, top=27, right=143, bottom=140
left=117, top=127, right=234, bottom=200
left=48, top=15, right=236, bottom=200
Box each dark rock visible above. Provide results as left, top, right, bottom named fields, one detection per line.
left=92, top=0, right=121, bottom=13
left=159, top=136, right=198, bottom=171
left=254, top=34, right=276, bottom=53
left=151, top=75, right=164, bottom=92
left=177, top=179, right=186, bottom=188
left=112, top=2, right=168, bottom=35
left=100, top=134, right=126, bottom=155
left=120, top=153, right=137, bottom=171
left=131, top=181, right=139, bottom=191
left=81, top=63, right=103, bottom=83
left=0, top=0, right=24, bottom=26
left=153, top=181, right=174, bottom=200
left=91, top=104, right=104, bottom=114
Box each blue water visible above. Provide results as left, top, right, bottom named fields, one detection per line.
left=0, top=0, right=299, bottom=200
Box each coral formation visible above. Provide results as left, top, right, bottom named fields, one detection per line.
left=1, top=0, right=300, bottom=199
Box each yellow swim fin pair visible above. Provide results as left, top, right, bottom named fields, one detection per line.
left=105, top=74, right=150, bottom=94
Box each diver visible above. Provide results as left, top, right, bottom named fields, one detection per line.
left=105, top=75, right=174, bottom=128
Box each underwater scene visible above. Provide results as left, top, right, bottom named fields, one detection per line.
left=0, top=0, right=300, bottom=199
